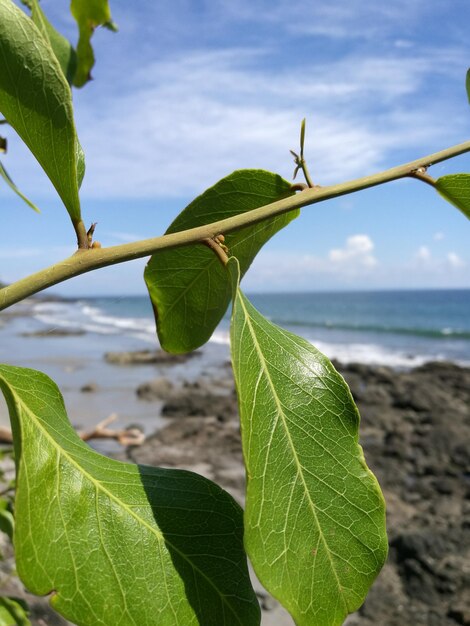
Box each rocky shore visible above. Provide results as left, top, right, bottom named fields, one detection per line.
left=120, top=359, right=470, bottom=626
left=1, top=357, right=469, bottom=625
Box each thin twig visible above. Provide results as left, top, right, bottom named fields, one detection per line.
left=0, top=426, right=12, bottom=443
left=0, top=416, right=145, bottom=446
left=74, top=219, right=89, bottom=249
left=1, top=139, right=469, bottom=311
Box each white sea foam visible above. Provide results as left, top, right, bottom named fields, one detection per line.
left=310, top=339, right=437, bottom=368
left=32, top=301, right=156, bottom=339
left=166, top=327, right=461, bottom=367
left=207, top=326, right=444, bottom=367
left=30, top=298, right=470, bottom=368
left=209, top=330, right=231, bottom=345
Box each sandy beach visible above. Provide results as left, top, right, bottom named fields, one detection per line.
left=0, top=300, right=469, bottom=625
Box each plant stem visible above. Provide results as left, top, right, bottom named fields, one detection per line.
left=74, top=219, right=89, bottom=249
left=409, top=168, right=437, bottom=187
left=301, top=160, right=315, bottom=189
left=296, top=118, right=315, bottom=187
left=1, top=139, right=470, bottom=311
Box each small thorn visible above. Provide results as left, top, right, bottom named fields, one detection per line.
left=300, top=118, right=306, bottom=157
left=87, top=222, right=98, bottom=247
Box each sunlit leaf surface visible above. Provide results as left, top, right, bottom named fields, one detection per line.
left=435, top=173, right=470, bottom=220
left=228, top=258, right=387, bottom=626
left=0, top=365, right=260, bottom=626
left=0, top=0, right=83, bottom=221
left=145, top=169, right=297, bottom=353
left=29, top=0, right=77, bottom=84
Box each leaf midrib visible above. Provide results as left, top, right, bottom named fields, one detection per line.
left=12, top=391, right=244, bottom=626
left=155, top=215, right=286, bottom=322
left=236, top=291, right=350, bottom=613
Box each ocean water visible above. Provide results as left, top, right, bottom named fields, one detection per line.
left=30, top=289, right=470, bottom=368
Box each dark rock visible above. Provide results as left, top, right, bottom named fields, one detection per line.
left=432, top=477, right=454, bottom=495
left=161, top=390, right=238, bottom=421
left=125, top=416, right=245, bottom=503
left=105, top=349, right=201, bottom=365
left=448, top=604, right=470, bottom=626
left=257, top=592, right=279, bottom=611
left=392, top=530, right=447, bottom=564
left=80, top=382, right=99, bottom=393
left=120, top=360, right=470, bottom=626
left=136, top=376, right=238, bottom=420
left=358, top=564, right=404, bottom=622
left=401, top=558, right=440, bottom=604
left=361, top=384, right=391, bottom=406
left=136, top=378, right=174, bottom=400
left=21, top=327, right=85, bottom=337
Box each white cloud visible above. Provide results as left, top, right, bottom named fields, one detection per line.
left=104, top=231, right=144, bottom=243
left=415, top=245, right=431, bottom=261
left=447, top=252, right=465, bottom=268
left=244, top=241, right=469, bottom=291
left=329, top=235, right=377, bottom=268
left=0, top=247, right=42, bottom=260
left=243, top=234, right=379, bottom=290
left=218, top=0, right=430, bottom=41
left=433, top=232, right=445, bottom=241
left=66, top=45, right=467, bottom=200
left=1, top=25, right=466, bottom=205
left=394, top=40, right=414, bottom=49
left=411, top=246, right=467, bottom=273
left=401, top=245, right=469, bottom=287
left=0, top=246, right=72, bottom=260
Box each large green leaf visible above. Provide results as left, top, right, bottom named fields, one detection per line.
left=228, top=258, right=387, bottom=626
left=0, top=0, right=83, bottom=222
left=29, top=0, right=77, bottom=85
left=145, top=169, right=298, bottom=353
left=435, top=174, right=470, bottom=220
left=71, top=0, right=117, bottom=87
left=0, top=365, right=260, bottom=626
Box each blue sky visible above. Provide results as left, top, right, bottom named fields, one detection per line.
left=1, top=0, right=470, bottom=295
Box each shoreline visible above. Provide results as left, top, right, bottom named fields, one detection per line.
left=119, top=357, right=470, bottom=626
left=1, top=355, right=468, bottom=625
left=0, top=302, right=469, bottom=624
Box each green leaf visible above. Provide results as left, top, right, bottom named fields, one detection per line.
left=0, top=365, right=260, bottom=626
left=466, top=68, right=470, bottom=104
left=145, top=169, right=297, bottom=353
left=0, top=497, right=14, bottom=539
left=71, top=0, right=117, bottom=87
left=29, top=0, right=77, bottom=85
left=435, top=174, right=470, bottom=220
left=0, top=597, right=30, bottom=626
left=228, top=258, right=387, bottom=626
left=0, top=161, right=41, bottom=213
left=0, top=0, right=83, bottom=222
